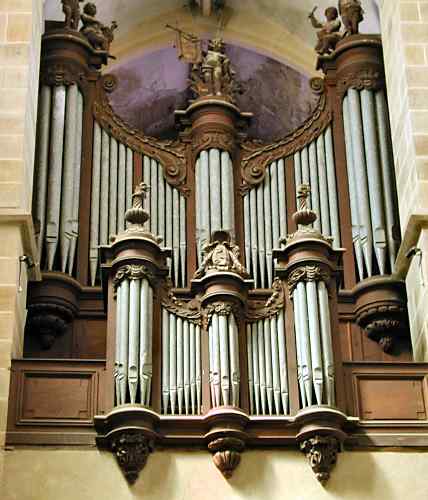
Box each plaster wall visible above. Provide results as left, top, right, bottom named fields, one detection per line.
left=2, top=448, right=428, bottom=500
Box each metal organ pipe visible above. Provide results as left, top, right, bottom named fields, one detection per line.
left=195, top=148, right=235, bottom=261
left=293, top=126, right=341, bottom=248
left=343, top=88, right=400, bottom=279
left=243, top=161, right=287, bottom=288
left=246, top=313, right=288, bottom=415
left=161, top=309, right=202, bottom=415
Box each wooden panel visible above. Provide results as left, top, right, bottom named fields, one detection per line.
left=344, top=363, right=428, bottom=420
left=7, top=359, right=106, bottom=444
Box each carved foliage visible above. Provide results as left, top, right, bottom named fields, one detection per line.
left=113, top=264, right=156, bottom=290
left=240, top=79, right=331, bottom=189
left=93, top=75, right=188, bottom=192
left=111, top=432, right=154, bottom=484
left=246, top=278, right=285, bottom=321
left=192, top=130, right=235, bottom=158
left=337, top=68, right=384, bottom=97
left=287, top=265, right=330, bottom=297
left=300, top=435, right=339, bottom=484
left=161, top=279, right=202, bottom=324
left=208, top=437, right=245, bottom=479
left=41, top=62, right=85, bottom=87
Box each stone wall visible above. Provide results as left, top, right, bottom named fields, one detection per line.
left=0, top=0, right=42, bottom=475
left=379, top=0, right=428, bottom=360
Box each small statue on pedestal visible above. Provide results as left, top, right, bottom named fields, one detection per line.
left=61, top=0, right=84, bottom=30
left=308, top=6, right=342, bottom=55
left=80, top=2, right=118, bottom=52
left=339, top=0, right=364, bottom=35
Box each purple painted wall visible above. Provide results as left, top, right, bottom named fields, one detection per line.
left=109, top=44, right=318, bottom=141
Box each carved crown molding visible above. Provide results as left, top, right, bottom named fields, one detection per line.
left=240, top=79, right=331, bottom=189
left=113, top=264, right=156, bottom=290
left=337, top=68, right=384, bottom=97
left=246, top=278, right=285, bottom=321
left=94, top=75, right=188, bottom=193
left=287, top=265, right=330, bottom=297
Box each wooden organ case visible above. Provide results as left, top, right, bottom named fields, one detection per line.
left=7, top=10, right=428, bottom=487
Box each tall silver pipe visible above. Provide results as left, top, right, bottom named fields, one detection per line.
left=316, top=135, right=331, bottom=237
left=199, top=151, right=210, bottom=251
left=34, top=85, right=51, bottom=259
left=294, top=152, right=302, bottom=194
left=244, top=193, right=252, bottom=275
left=270, top=315, right=281, bottom=415
left=172, top=188, right=180, bottom=286
left=150, top=159, right=158, bottom=235
left=139, top=279, right=152, bottom=406
left=143, top=156, right=151, bottom=219
left=60, top=84, right=78, bottom=272
left=183, top=319, right=190, bottom=414
left=158, top=167, right=166, bottom=243
left=176, top=316, right=184, bottom=414
left=263, top=318, right=273, bottom=414
left=277, top=158, right=287, bottom=241
left=375, top=90, right=400, bottom=271
left=67, top=89, right=83, bottom=275
left=89, top=122, right=102, bottom=285
left=162, top=308, right=170, bottom=413
left=46, top=85, right=66, bottom=270
left=118, top=279, right=129, bottom=405
left=361, top=89, right=387, bottom=274
left=109, top=137, right=118, bottom=239
left=296, top=281, right=313, bottom=406
left=219, top=314, right=230, bottom=405
left=250, top=188, right=259, bottom=287
left=169, top=312, right=177, bottom=414
left=179, top=195, right=186, bottom=287
left=128, top=278, right=140, bottom=404
left=125, top=148, right=133, bottom=213
left=195, top=158, right=202, bottom=264
left=209, top=148, right=222, bottom=232
left=324, top=127, right=340, bottom=248
left=196, top=324, right=202, bottom=413
left=208, top=322, right=214, bottom=406
left=309, top=141, right=321, bottom=232
left=264, top=168, right=273, bottom=286
left=117, top=144, right=126, bottom=233
left=301, top=147, right=310, bottom=201
left=343, top=97, right=365, bottom=280
left=256, top=184, right=266, bottom=287
left=270, top=162, right=280, bottom=251
left=277, top=310, right=288, bottom=414
left=306, top=280, right=324, bottom=405
left=229, top=314, right=240, bottom=407
left=212, top=313, right=221, bottom=406
left=190, top=322, right=196, bottom=414
left=257, top=319, right=267, bottom=414
left=247, top=323, right=254, bottom=414
left=99, top=129, right=110, bottom=246
left=251, top=322, right=260, bottom=414
left=318, top=281, right=335, bottom=406
left=221, top=150, right=234, bottom=234
left=114, top=282, right=122, bottom=404
left=293, top=287, right=306, bottom=407
left=348, top=88, right=373, bottom=275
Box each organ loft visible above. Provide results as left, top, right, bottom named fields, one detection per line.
left=3, top=1, right=428, bottom=497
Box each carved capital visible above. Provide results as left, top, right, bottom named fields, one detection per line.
left=41, top=63, right=84, bottom=86
left=113, top=264, right=155, bottom=290
left=111, top=431, right=154, bottom=484
left=365, top=319, right=402, bottom=353
left=337, top=68, right=384, bottom=96
left=300, top=435, right=339, bottom=484
left=208, top=437, right=245, bottom=478
left=287, top=265, right=330, bottom=297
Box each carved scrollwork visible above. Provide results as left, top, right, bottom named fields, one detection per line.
left=41, top=63, right=85, bottom=87
left=337, top=68, right=384, bottom=97
left=287, top=265, right=330, bottom=297
left=161, top=278, right=202, bottom=324
left=310, top=77, right=326, bottom=95
left=300, top=435, right=339, bottom=485
left=240, top=89, right=331, bottom=189
left=208, top=437, right=245, bottom=479
left=192, top=131, right=235, bottom=157
left=113, top=264, right=156, bottom=290
left=93, top=83, right=188, bottom=192
left=101, top=73, right=118, bottom=93
left=111, top=431, right=154, bottom=484
left=246, top=278, right=285, bottom=321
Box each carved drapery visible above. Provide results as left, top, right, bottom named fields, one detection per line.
left=287, top=265, right=330, bottom=297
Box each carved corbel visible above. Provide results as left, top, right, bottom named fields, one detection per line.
left=208, top=436, right=245, bottom=478
left=26, top=303, right=73, bottom=349
left=111, top=431, right=154, bottom=484
left=300, top=435, right=339, bottom=485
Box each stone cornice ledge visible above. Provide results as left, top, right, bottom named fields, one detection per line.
left=0, top=212, right=41, bottom=281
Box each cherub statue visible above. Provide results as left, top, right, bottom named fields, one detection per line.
left=194, top=231, right=249, bottom=279
left=339, top=0, right=364, bottom=36
left=309, top=6, right=342, bottom=55
left=202, top=38, right=234, bottom=96
left=80, top=2, right=118, bottom=52
left=62, top=0, right=84, bottom=30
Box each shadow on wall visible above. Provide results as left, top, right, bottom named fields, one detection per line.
left=108, top=44, right=318, bottom=141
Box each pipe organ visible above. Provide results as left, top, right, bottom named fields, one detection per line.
left=21, top=16, right=415, bottom=488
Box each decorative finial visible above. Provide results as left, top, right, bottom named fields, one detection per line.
left=293, top=184, right=317, bottom=228
left=125, top=183, right=150, bottom=229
